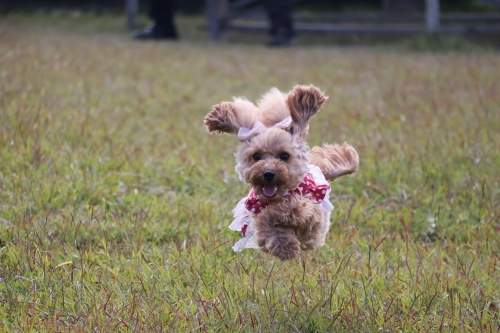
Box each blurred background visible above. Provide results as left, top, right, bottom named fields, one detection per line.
left=2, top=0, right=500, bottom=49
left=2, top=0, right=500, bottom=13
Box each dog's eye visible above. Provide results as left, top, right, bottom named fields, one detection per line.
left=279, top=152, right=290, bottom=161
left=253, top=153, right=262, bottom=161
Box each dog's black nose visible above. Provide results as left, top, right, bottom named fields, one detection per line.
left=263, top=171, right=275, bottom=182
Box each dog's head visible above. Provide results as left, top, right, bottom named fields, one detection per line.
left=234, top=127, right=309, bottom=203
left=204, top=85, right=326, bottom=202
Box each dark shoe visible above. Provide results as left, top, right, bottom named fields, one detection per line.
left=133, top=23, right=178, bottom=40
left=267, top=29, right=295, bottom=47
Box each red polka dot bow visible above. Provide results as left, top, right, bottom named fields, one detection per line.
left=244, top=173, right=331, bottom=214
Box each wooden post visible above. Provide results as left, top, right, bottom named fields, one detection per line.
left=126, top=0, right=138, bottom=30
left=426, top=0, right=440, bottom=33
left=206, top=0, right=228, bottom=40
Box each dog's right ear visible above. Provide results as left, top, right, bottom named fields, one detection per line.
left=205, top=98, right=262, bottom=136
left=204, top=101, right=239, bottom=135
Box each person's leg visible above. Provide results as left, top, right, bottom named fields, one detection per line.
left=265, top=0, right=295, bottom=46
left=134, top=0, right=178, bottom=40
left=149, top=0, right=178, bottom=38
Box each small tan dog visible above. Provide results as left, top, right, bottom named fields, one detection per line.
left=204, top=85, right=359, bottom=260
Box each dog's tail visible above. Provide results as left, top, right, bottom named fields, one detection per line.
left=309, top=143, right=359, bottom=182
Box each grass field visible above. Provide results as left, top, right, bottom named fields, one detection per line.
left=0, top=13, right=500, bottom=332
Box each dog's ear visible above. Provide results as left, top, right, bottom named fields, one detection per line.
left=204, top=101, right=240, bottom=135
left=286, top=85, right=328, bottom=138
left=309, top=143, right=359, bottom=181
left=205, top=98, right=262, bottom=136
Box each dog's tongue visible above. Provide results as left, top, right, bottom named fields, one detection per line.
left=263, top=185, right=277, bottom=197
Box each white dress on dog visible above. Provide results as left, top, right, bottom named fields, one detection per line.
left=229, top=164, right=334, bottom=252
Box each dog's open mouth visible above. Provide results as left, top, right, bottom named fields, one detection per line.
left=263, top=185, right=279, bottom=198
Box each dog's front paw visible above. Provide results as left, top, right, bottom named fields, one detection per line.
left=265, top=232, right=300, bottom=261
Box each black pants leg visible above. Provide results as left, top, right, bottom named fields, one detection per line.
left=149, top=0, right=178, bottom=38
left=265, top=0, right=294, bottom=38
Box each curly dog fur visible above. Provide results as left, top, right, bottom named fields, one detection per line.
left=204, top=85, right=359, bottom=260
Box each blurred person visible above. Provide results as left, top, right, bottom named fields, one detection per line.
left=133, top=0, right=295, bottom=45
left=266, top=0, right=295, bottom=46
left=133, top=0, right=178, bottom=40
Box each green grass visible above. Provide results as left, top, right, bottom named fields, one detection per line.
left=0, top=13, right=499, bottom=332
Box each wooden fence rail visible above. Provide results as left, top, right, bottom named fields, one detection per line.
left=225, top=22, right=500, bottom=35
left=228, top=12, right=500, bottom=23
